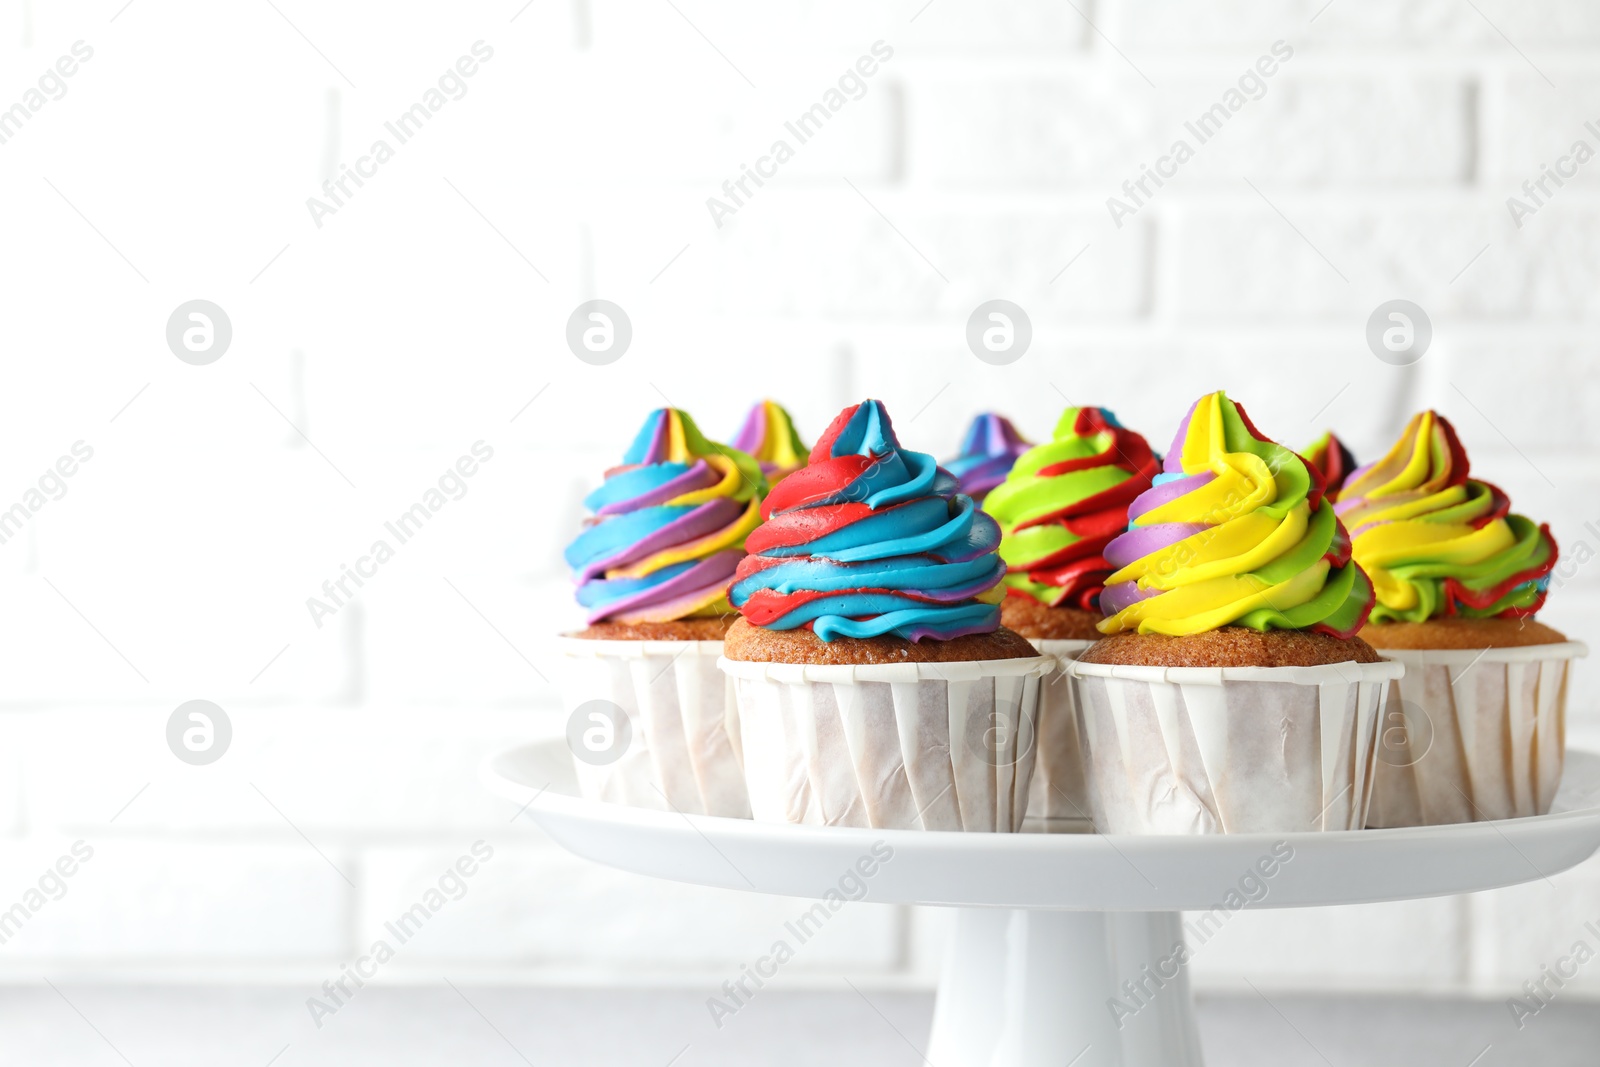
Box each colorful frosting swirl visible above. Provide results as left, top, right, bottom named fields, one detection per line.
left=729, top=400, right=1007, bottom=642
left=731, top=400, right=808, bottom=483
left=1305, top=431, right=1357, bottom=495
left=1334, top=411, right=1557, bottom=622
left=944, top=413, right=1030, bottom=502
left=1099, top=391, right=1375, bottom=638
left=565, top=409, right=765, bottom=624
left=983, top=407, right=1159, bottom=612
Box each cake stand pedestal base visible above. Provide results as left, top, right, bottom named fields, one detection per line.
left=484, top=740, right=1600, bottom=1067
left=929, top=909, right=1203, bottom=1067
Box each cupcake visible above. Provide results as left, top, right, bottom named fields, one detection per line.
left=559, top=408, right=766, bottom=816
left=1335, top=410, right=1584, bottom=826
left=720, top=399, right=1051, bottom=831
left=1067, top=390, right=1402, bottom=834
left=731, top=399, right=808, bottom=484
left=982, top=407, right=1158, bottom=831
left=944, top=413, right=1029, bottom=504
left=1305, top=430, right=1357, bottom=495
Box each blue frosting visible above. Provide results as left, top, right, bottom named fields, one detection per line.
left=730, top=400, right=1007, bottom=642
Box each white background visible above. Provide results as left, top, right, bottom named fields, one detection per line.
left=2, top=0, right=1600, bottom=1040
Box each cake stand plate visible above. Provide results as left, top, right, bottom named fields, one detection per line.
left=485, top=742, right=1600, bottom=1066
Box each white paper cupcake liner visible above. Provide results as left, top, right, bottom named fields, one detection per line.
left=558, top=637, right=750, bottom=818
left=720, top=655, right=1054, bottom=831
left=1068, top=658, right=1404, bottom=834
left=1368, top=641, right=1587, bottom=827
left=1023, top=639, right=1097, bottom=834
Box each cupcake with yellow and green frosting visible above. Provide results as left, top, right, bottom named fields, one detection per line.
left=1067, top=392, right=1402, bottom=834
left=1336, top=410, right=1558, bottom=640
left=1334, top=410, right=1584, bottom=827
left=1090, top=391, right=1378, bottom=660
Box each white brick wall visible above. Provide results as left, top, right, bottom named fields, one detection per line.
left=1, top=0, right=1598, bottom=1002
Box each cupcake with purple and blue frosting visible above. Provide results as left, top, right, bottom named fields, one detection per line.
left=566, top=408, right=764, bottom=637
left=558, top=407, right=765, bottom=817
left=944, top=413, right=1030, bottom=504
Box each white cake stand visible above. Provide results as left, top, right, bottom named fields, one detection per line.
left=484, top=741, right=1600, bottom=1067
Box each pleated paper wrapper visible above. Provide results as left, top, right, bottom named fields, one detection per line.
left=558, top=638, right=750, bottom=818
left=1068, top=659, right=1403, bottom=834
left=1023, top=639, right=1097, bottom=834
left=1368, top=642, right=1587, bottom=828
left=721, top=655, right=1054, bottom=831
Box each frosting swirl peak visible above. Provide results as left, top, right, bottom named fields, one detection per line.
left=731, top=399, right=808, bottom=483
left=730, top=400, right=1006, bottom=642
left=1334, top=410, right=1557, bottom=622
left=565, top=408, right=765, bottom=624
left=983, top=407, right=1158, bottom=612
left=1098, top=391, right=1374, bottom=638
left=944, top=413, right=1030, bottom=503
left=1305, top=430, right=1357, bottom=495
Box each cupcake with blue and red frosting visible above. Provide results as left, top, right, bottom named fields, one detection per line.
left=944, top=413, right=1030, bottom=504
left=559, top=408, right=765, bottom=817
left=720, top=400, right=1049, bottom=831
left=725, top=399, right=1034, bottom=663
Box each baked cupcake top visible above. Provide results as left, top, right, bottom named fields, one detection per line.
left=729, top=399, right=1007, bottom=642
left=564, top=408, right=765, bottom=625
left=731, top=399, right=808, bottom=483
left=1098, top=391, right=1375, bottom=638
left=983, top=407, right=1158, bottom=613
left=944, top=413, right=1029, bottom=503
left=1334, top=410, right=1557, bottom=623
left=1304, top=430, right=1357, bottom=495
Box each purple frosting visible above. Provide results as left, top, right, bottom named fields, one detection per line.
left=584, top=551, right=742, bottom=623
left=1098, top=581, right=1164, bottom=616
left=595, top=460, right=721, bottom=516
left=1104, top=522, right=1211, bottom=570
left=577, top=497, right=745, bottom=581
left=945, top=413, right=1030, bottom=502
left=1127, top=471, right=1216, bottom=523
left=1163, top=407, right=1197, bottom=474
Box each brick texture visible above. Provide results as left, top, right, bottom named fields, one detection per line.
left=1, top=0, right=1596, bottom=997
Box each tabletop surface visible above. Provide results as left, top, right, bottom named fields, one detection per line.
left=14, top=986, right=1599, bottom=1067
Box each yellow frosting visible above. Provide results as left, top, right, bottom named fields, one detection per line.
left=1097, top=391, right=1373, bottom=638
left=1334, top=411, right=1556, bottom=622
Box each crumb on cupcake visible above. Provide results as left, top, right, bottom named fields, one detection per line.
left=1079, top=626, right=1382, bottom=668
left=723, top=618, right=1038, bottom=665
left=572, top=616, right=738, bottom=641
left=1000, top=596, right=1105, bottom=641
left=1358, top=616, right=1567, bottom=650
